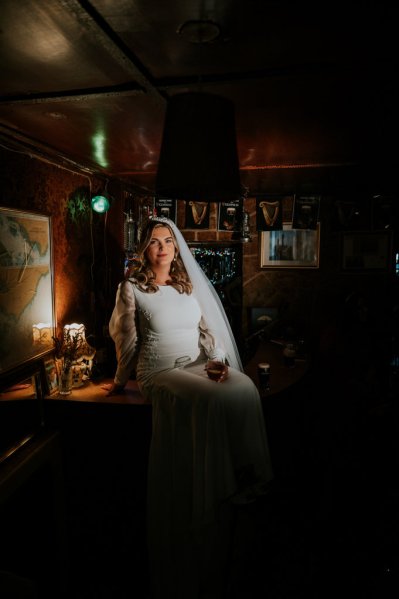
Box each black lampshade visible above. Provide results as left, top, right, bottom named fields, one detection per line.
left=155, top=92, right=241, bottom=202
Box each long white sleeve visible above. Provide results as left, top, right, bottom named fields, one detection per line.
left=198, top=316, right=226, bottom=363
left=109, top=280, right=138, bottom=386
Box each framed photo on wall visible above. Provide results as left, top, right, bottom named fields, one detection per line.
left=154, top=197, right=177, bottom=222
left=292, top=195, right=320, bottom=230
left=260, top=224, right=320, bottom=268
left=218, top=199, right=241, bottom=232
left=332, top=198, right=370, bottom=231
left=256, top=197, right=283, bottom=231
left=185, top=201, right=210, bottom=229
left=372, top=195, right=397, bottom=231
left=44, top=357, right=59, bottom=395
left=0, top=207, right=55, bottom=374
left=341, top=231, right=392, bottom=271
left=256, top=194, right=294, bottom=230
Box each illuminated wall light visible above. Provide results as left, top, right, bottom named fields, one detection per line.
left=91, top=193, right=112, bottom=213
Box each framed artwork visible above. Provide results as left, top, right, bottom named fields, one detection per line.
left=332, top=198, right=370, bottom=231
left=0, top=207, right=55, bottom=374
left=154, top=197, right=177, bottom=222
left=256, top=194, right=294, bottom=230
left=185, top=201, right=210, bottom=229
left=256, top=197, right=283, bottom=231
left=249, top=307, right=278, bottom=334
left=292, top=195, right=320, bottom=230
left=260, top=223, right=320, bottom=268
left=218, top=199, right=241, bottom=232
left=372, top=195, right=397, bottom=231
left=44, top=357, right=59, bottom=395
left=341, top=231, right=392, bottom=271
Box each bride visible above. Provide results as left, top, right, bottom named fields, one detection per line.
left=107, top=216, right=273, bottom=599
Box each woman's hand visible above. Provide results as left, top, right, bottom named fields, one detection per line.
left=205, top=360, right=229, bottom=383
left=101, top=382, right=125, bottom=396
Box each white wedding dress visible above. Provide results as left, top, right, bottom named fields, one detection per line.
left=109, top=279, right=273, bottom=599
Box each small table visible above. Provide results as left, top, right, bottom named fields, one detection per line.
left=245, top=340, right=311, bottom=479
left=244, top=339, right=310, bottom=397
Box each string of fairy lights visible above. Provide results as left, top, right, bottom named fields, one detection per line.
left=190, top=247, right=239, bottom=286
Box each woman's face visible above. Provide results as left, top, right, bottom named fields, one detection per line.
left=145, top=226, right=176, bottom=269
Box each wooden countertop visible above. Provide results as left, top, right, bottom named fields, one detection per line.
left=47, top=379, right=148, bottom=405
left=2, top=341, right=309, bottom=405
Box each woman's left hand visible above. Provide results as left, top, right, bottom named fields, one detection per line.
left=101, top=382, right=125, bottom=396
left=205, top=360, right=229, bottom=382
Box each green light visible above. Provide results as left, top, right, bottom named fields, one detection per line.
left=91, top=194, right=111, bottom=213
left=92, top=131, right=108, bottom=168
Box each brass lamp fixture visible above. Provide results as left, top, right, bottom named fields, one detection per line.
left=155, top=91, right=242, bottom=202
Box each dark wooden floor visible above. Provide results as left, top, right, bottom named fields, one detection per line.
left=42, top=368, right=399, bottom=599
left=2, top=359, right=398, bottom=599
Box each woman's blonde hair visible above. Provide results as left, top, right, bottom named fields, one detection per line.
left=127, top=220, right=193, bottom=294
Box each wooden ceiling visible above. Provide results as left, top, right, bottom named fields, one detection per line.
left=0, top=0, right=398, bottom=195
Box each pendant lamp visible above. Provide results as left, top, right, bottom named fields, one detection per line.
left=155, top=92, right=241, bottom=202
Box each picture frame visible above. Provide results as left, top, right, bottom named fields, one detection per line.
left=249, top=307, right=278, bottom=334
left=43, top=357, right=59, bottom=395
left=372, top=195, right=397, bottom=231
left=256, top=194, right=294, bottom=230
left=260, top=223, right=320, bottom=268
left=185, top=201, right=210, bottom=229
left=341, top=231, right=392, bottom=271
left=0, top=207, right=55, bottom=374
left=154, top=197, right=177, bottom=222
left=256, top=197, right=283, bottom=231
left=218, top=199, right=241, bottom=232
left=332, top=197, right=370, bottom=231
left=292, top=195, right=320, bottom=230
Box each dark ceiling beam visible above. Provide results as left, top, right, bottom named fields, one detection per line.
left=155, top=61, right=353, bottom=90
left=0, top=83, right=145, bottom=105
left=0, top=61, right=356, bottom=106
left=58, top=0, right=166, bottom=106
left=0, top=124, right=97, bottom=175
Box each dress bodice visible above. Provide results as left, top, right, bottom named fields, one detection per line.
left=133, top=285, right=203, bottom=387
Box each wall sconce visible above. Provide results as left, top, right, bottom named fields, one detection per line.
left=32, top=322, right=52, bottom=344
left=91, top=192, right=113, bottom=213
left=155, top=91, right=241, bottom=202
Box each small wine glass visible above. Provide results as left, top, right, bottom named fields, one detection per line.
left=174, top=356, right=192, bottom=369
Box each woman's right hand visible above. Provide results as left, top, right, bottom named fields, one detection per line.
left=101, top=382, right=125, bottom=396
left=205, top=360, right=229, bottom=382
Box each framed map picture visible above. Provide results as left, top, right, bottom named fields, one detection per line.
left=0, top=207, right=55, bottom=373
